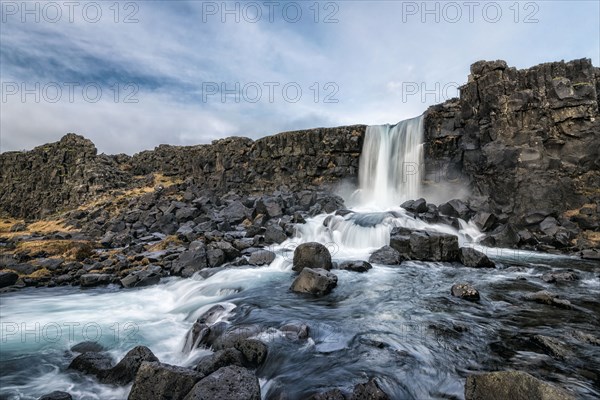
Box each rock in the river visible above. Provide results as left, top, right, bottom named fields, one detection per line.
left=280, top=323, right=309, bottom=340
left=290, top=268, right=337, bottom=296
left=70, top=341, right=105, bottom=353
left=80, top=274, right=112, bottom=287
left=336, top=260, right=373, bottom=273
left=0, top=271, right=18, bottom=288
left=570, top=330, right=600, bottom=346
left=68, top=352, right=113, bottom=378
left=38, top=391, right=73, bottom=400
left=173, top=241, right=208, bottom=277
left=264, top=225, right=287, bottom=244
left=248, top=250, right=276, bottom=266
left=439, top=199, right=472, bottom=220
left=459, top=247, right=495, bottom=268
left=368, top=246, right=403, bottom=265
left=128, top=361, right=204, bottom=400
left=389, top=228, right=459, bottom=262
left=401, top=198, right=428, bottom=213
left=523, top=291, right=572, bottom=309
left=183, top=366, right=260, bottom=400
left=195, top=348, right=245, bottom=376
left=464, top=370, right=574, bottom=400
left=470, top=211, right=497, bottom=232
left=120, top=265, right=161, bottom=288
left=451, top=283, right=480, bottom=301
left=103, top=345, right=159, bottom=385
left=235, top=339, right=268, bottom=368
left=292, top=242, right=333, bottom=272
left=541, top=271, right=579, bottom=283
left=530, top=335, right=570, bottom=360
left=350, top=378, right=390, bottom=399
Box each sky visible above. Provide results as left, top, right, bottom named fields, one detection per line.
left=1, top=0, right=599, bottom=155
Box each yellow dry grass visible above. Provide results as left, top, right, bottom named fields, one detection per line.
left=583, top=231, right=600, bottom=245
left=0, top=218, right=77, bottom=240
left=147, top=235, right=183, bottom=251
left=563, top=203, right=595, bottom=218
left=12, top=240, right=95, bottom=261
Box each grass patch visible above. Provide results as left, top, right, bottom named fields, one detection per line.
left=147, top=235, right=183, bottom=251
left=13, top=240, right=96, bottom=261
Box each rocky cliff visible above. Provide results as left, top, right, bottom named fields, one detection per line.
left=1, top=58, right=598, bottom=253
left=424, top=58, right=599, bottom=251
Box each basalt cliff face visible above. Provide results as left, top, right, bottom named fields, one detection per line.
left=424, top=58, right=599, bottom=251
left=0, top=58, right=598, bottom=254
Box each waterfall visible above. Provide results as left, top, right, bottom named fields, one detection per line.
left=358, top=115, right=424, bottom=208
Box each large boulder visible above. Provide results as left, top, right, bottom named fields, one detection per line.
left=0, top=271, right=18, bottom=288
left=102, top=346, right=159, bottom=385
left=292, top=243, right=333, bottom=272
left=248, top=250, right=276, bottom=266
left=68, top=352, right=113, bottom=378
left=290, top=268, right=337, bottom=296
left=451, top=283, right=480, bottom=301
left=173, top=241, right=208, bottom=277
left=390, top=228, right=459, bottom=261
left=368, top=246, right=403, bottom=265
left=128, top=361, right=204, bottom=400
left=439, top=199, right=472, bottom=220
left=80, top=274, right=112, bottom=287
left=120, top=266, right=161, bottom=288
left=195, top=348, right=245, bottom=376
left=464, top=371, right=574, bottom=400
left=235, top=339, right=268, bottom=368
left=336, top=260, right=373, bottom=273
left=183, top=366, right=261, bottom=400
left=459, top=248, right=495, bottom=268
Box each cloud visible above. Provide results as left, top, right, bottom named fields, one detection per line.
left=1, top=0, right=598, bottom=154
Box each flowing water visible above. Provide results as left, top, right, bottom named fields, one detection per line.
left=1, top=116, right=599, bottom=399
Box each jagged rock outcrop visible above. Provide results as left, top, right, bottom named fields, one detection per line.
left=0, top=134, right=131, bottom=218
left=0, top=127, right=365, bottom=218
left=424, top=58, right=599, bottom=251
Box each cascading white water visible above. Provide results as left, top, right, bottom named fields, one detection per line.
left=358, top=115, right=424, bottom=208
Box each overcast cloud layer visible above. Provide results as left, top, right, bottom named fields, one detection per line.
left=1, top=0, right=599, bottom=154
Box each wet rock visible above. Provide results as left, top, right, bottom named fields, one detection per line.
left=183, top=322, right=210, bottom=352
left=120, top=265, right=161, bottom=288
left=255, top=197, right=283, bottom=218
left=235, top=339, right=268, bottom=368
left=464, top=370, right=574, bottom=400
left=439, top=199, right=472, bottom=220
left=480, top=224, right=520, bottom=248
left=80, top=273, right=112, bottom=287
left=541, top=271, right=579, bottom=283
left=350, top=378, right=390, bottom=399
left=212, top=325, right=262, bottom=350
left=336, top=260, right=373, bottom=273
left=471, top=211, right=497, bottom=232
left=581, top=249, right=600, bottom=260
left=195, top=348, right=245, bottom=376
left=459, top=247, right=495, bottom=268
left=102, top=345, right=159, bottom=385
left=390, top=228, right=459, bottom=261
left=184, top=366, right=260, bottom=400
left=308, top=389, right=346, bottom=400
left=523, top=291, right=572, bottom=309
left=0, top=271, right=19, bottom=288
left=70, top=341, right=105, bottom=353
left=128, top=361, right=204, bottom=400
left=530, top=335, right=570, bottom=360
left=264, top=225, right=287, bottom=244
left=292, top=242, right=333, bottom=272
left=197, top=304, right=227, bottom=325
left=570, top=330, right=600, bottom=346
left=280, top=323, right=309, bottom=340
left=206, top=248, right=226, bottom=268
left=451, top=283, right=480, bottom=301
left=68, top=352, right=113, bottom=378
left=401, top=198, right=428, bottom=213
left=173, top=241, right=208, bottom=277
left=368, top=246, right=403, bottom=265
left=38, top=391, right=73, bottom=400
left=248, top=250, right=276, bottom=266
left=290, top=268, right=337, bottom=296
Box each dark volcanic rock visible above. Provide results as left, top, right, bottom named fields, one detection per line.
left=390, top=228, right=459, bottom=262
left=459, top=247, right=495, bottom=268
left=70, top=341, right=105, bottom=353
left=464, top=370, right=574, bottom=400
left=451, top=283, right=480, bottom=301
left=128, top=361, right=204, bottom=400
left=541, top=271, right=579, bottom=283
left=38, top=392, right=73, bottom=400
left=184, top=366, right=260, bottom=400
left=308, top=389, right=346, bottom=400
left=235, top=339, right=268, bottom=368
left=336, top=260, right=373, bottom=273
left=120, top=266, right=161, bottom=288
left=173, top=241, right=208, bottom=277
left=248, top=250, right=276, bottom=266
left=523, top=290, right=572, bottom=309
left=80, top=274, right=112, bottom=287
left=68, top=352, right=113, bottom=378
left=195, top=348, right=245, bottom=376
left=102, top=345, right=159, bottom=385
left=292, top=242, right=333, bottom=272
left=350, top=378, right=390, bottom=399
left=290, top=268, right=337, bottom=296
left=530, top=335, right=570, bottom=360
left=0, top=271, right=19, bottom=288
left=368, top=246, right=403, bottom=265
